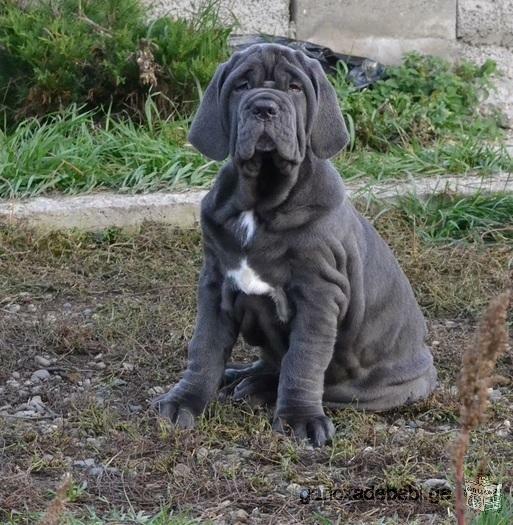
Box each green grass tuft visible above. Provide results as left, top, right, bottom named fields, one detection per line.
left=393, top=192, right=513, bottom=243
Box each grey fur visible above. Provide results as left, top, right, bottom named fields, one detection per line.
left=154, top=44, right=437, bottom=447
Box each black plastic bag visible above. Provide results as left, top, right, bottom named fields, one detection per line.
left=229, top=34, right=386, bottom=89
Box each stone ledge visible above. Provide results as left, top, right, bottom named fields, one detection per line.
left=1, top=173, right=511, bottom=231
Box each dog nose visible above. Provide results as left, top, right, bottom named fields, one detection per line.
left=252, top=99, right=278, bottom=121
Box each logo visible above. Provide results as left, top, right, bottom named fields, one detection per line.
left=465, top=474, right=502, bottom=512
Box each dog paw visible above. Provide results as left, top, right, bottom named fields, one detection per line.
left=272, top=414, right=335, bottom=448
left=151, top=390, right=199, bottom=429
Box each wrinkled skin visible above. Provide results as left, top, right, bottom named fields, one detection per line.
left=153, top=44, right=437, bottom=448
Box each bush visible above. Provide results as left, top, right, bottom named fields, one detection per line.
left=0, top=0, right=230, bottom=128
left=332, top=53, right=500, bottom=152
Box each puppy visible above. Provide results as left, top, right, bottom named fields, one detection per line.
left=154, top=44, right=437, bottom=447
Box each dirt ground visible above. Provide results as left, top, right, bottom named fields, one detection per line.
left=0, top=213, right=512, bottom=525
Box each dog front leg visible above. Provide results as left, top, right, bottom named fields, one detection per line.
left=153, top=254, right=238, bottom=428
left=273, top=280, right=346, bottom=447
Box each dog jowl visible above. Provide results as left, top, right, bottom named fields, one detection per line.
left=153, top=44, right=437, bottom=447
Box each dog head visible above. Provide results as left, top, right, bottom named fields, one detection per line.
left=189, top=44, right=349, bottom=164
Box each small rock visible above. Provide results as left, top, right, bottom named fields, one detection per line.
left=488, top=388, right=502, bottom=402
left=6, top=379, right=20, bottom=389
left=196, top=447, right=209, bottom=461
left=128, top=404, right=143, bottom=414
left=422, top=478, right=451, bottom=491
left=83, top=308, right=93, bottom=316
left=35, top=356, right=51, bottom=367
left=31, top=369, right=51, bottom=382
left=231, top=509, right=249, bottom=522
left=27, top=304, right=37, bottom=313
left=7, top=304, right=21, bottom=313
left=88, top=466, right=104, bottom=477
left=431, top=340, right=440, bottom=347
left=444, top=320, right=457, bottom=328
left=173, top=463, right=192, bottom=477
left=123, top=362, right=135, bottom=372
left=94, top=362, right=106, bottom=370
left=14, top=409, right=37, bottom=418
left=11, top=371, right=21, bottom=380
left=362, top=446, right=373, bottom=453
left=28, top=396, right=46, bottom=413
left=148, top=386, right=165, bottom=396
left=286, top=483, right=301, bottom=496
left=42, top=453, right=54, bottom=462
left=63, top=302, right=72, bottom=310
left=74, top=458, right=96, bottom=468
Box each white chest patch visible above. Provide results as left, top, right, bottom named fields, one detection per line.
left=227, top=258, right=274, bottom=296
left=238, top=210, right=256, bottom=246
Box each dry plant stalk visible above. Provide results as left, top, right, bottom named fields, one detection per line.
left=453, top=290, right=511, bottom=525
left=38, top=473, right=72, bottom=525
left=137, top=40, right=159, bottom=88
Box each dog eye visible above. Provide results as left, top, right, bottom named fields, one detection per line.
left=235, top=81, right=250, bottom=91
left=288, top=82, right=303, bottom=92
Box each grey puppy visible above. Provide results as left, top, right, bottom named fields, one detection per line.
left=154, top=44, right=437, bottom=447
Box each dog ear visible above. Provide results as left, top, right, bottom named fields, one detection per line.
left=310, top=62, right=349, bottom=159
left=188, top=63, right=230, bottom=161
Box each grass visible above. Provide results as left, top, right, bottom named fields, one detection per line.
left=391, top=192, right=513, bottom=243
left=0, top=103, right=218, bottom=198
left=0, top=216, right=511, bottom=524
left=0, top=49, right=512, bottom=198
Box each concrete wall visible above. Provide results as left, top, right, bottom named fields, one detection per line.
left=144, top=0, right=513, bottom=65
left=143, top=0, right=290, bottom=36
left=293, top=0, right=457, bottom=64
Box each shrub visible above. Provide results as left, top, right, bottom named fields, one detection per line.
left=332, top=53, right=500, bottom=152
left=0, top=0, right=230, bottom=128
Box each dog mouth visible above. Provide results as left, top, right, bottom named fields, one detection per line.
left=255, top=132, right=276, bottom=152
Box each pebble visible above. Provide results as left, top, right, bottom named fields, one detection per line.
left=196, top=447, right=209, bottom=461
left=173, top=463, right=192, bottom=477
left=11, top=371, right=21, bottom=379
left=431, top=340, right=440, bottom=346
left=148, top=386, right=165, bottom=396
left=73, top=458, right=96, bottom=468
left=128, top=404, right=143, bottom=413
left=231, top=509, right=249, bottom=522
left=14, top=410, right=37, bottom=418
left=7, top=304, right=21, bottom=313
left=422, top=478, right=452, bottom=491
left=27, top=304, right=37, bottom=313
left=28, top=396, right=46, bottom=413
left=6, top=379, right=20, bottom=389
left=95, top=362, right=106, bottom=370
left=488, top=388, right=502, bottom=402
left=35, top=356, right=51, bottom=367
left=123, top=362, right=135, bottom=372
left=31, top=369, right=51, bottom=382
left=444, top=321, right=457, bottom=328
left=286, top=483, right=301, bottom=496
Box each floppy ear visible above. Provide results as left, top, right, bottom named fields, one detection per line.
left=310, top=63, right=349, bottom=159
left=188, top=63, right=229, bottom=161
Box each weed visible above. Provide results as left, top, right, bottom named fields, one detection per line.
left=0, top=102, right=217, bottom=197
left=392, top=192, right=513, bottom=243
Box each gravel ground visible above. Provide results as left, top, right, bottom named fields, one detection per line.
left=0, top=221, right=512, bottom=524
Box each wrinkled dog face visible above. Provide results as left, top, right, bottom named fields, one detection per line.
left=226, top=47, right=311, bottom=163
left=189, top=44, right=349, bottom=166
